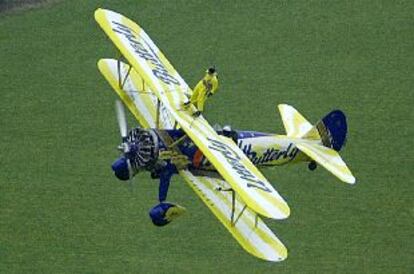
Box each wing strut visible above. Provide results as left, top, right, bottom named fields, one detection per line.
left=121, top=65, right=132, bottom=88
left=156, top=99, right=160, bottom=129
left=168, top=134, right=188, bottom=149
left=116, top=53, right=132, bottom=90
left=233, top=205, right=248, bottom=227
left=116, top=52, right=122, bottom=88
left=217, top=187, right=248, bottom=227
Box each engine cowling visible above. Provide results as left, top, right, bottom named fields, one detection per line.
left=112, top=128, right=160, bottom=181
left=125, top=128, right=159, bottom=171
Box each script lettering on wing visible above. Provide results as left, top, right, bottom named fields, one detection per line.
left=207, top=138, right=271, bottom=193
left=111, top=21, right=180, bottom=86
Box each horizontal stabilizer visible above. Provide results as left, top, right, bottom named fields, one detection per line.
left=180, top=170, right=288, bottom=262
left=278, top=104, right=315, bottom=138
left=296, top=143, right=356, bottom=184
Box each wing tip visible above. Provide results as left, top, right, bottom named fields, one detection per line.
left=94, top=8, right=103, bottom=19
left=277, top=103, right=288, bottom=114
left=280, top=203, right=291, bottom=219
left=263, top=253, right=288, bottom=263
left=257, top=243, right=288, bottom=262
left=277, top=247, right=288, bottom=262
left=261, top=203, right=290, bottom=220
left=97, top=58, right=105, bottom=67
left=345, top=175, right=356, bottom=185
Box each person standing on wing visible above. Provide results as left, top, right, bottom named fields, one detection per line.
left=184, top=66, right=219, bottom=117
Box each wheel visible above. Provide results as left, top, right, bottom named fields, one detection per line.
left=308, top=161, right=317, bottom=171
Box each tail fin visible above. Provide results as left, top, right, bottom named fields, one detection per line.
left=278, top=104, right=355, bottom=184
left=278, top=104, right=347, bottom=149
left=304, top=110, right=347, bottom=152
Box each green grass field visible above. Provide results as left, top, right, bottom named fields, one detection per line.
left=1, top=0, right=413, bottom=273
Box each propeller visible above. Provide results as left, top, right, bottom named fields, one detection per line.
left=115, top=100, right=134, bottom=192
left=115, top=100, right=129, bottom=153
left=116, top=100, right=128, bottom=140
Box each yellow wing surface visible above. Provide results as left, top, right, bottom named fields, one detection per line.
left=95, top=8, right=290, bottom=220
left=98, top=58, right=175, bottom=129
left=180, top=170, right=288, bottom=262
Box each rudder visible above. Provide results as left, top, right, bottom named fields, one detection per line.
left=304, top=110, right=348, bottom=152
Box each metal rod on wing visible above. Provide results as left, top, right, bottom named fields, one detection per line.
left=233, top=205, right=247, bottom=227
left=121, top=65, right=132, bottom=89
left=168, top=134, right=187, bottom=149
left=117, top=55, right=122, bottom=89
left=156, top=99, right=160, bottom=129
left=216, top=187, right=236, bottom=226
left=231, top=190, right=235, bottom=225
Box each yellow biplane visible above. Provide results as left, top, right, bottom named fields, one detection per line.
left=95, top=8, right=356, bottom=262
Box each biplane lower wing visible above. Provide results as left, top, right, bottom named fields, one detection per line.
left=95, top=8, right=290, bottom=220
left=97, top=58, right=175, bottom=129
left=179, top=170, right=287, bottom=262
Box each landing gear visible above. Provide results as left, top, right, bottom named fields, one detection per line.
left=308, top=161, right=317, bottom=171
left=149, top=202, right=186, bottom=226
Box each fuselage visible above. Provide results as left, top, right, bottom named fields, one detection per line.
left=155, top=129, right=313, bottom=171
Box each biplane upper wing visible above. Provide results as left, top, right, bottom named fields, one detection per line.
left=180, top=170, right=287, bottom=262
left=98, top=58, right=175, bottom=129
left=95, top=9, right=191, bottom=102
left=95, top=8, right=290, bottom=219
